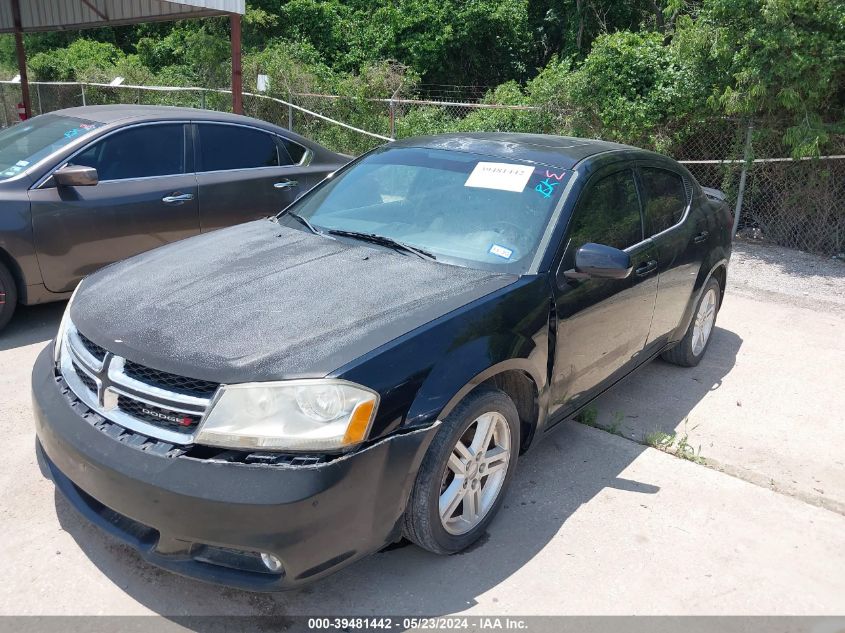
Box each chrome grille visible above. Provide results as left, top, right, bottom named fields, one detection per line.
left=59, top=322, right=218, bottom=445
left=116, top=395, right=202, bottom=432
left=77, top=332, right=107, bottom=361
left=72, top=361, right=97, bottom=394
left=123, top=360, right=219, bottom=398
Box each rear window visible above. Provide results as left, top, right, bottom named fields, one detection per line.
left=0, top=115, right=103, bottom=180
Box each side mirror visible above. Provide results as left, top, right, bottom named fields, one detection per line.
left=54, top=165, right=98, bottom=187
left=564, top=242, right=632, bottom=280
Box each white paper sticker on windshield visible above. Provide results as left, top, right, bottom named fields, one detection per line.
left=464, top=162, right=534, bottom=192
left=15, top=160, right=29, bottom=167
left=489, top=244, right=513, bottom=259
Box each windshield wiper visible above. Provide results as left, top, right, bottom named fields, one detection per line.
left=282, top=210, right=323, bottom=236
left=327, top=229, right=437, bottom=261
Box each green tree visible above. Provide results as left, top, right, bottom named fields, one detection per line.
left=674, top=0, right=845, bottom=155
left=528, top=31, right=704, bottom=150
left=29, top=39, right=124, bottom=81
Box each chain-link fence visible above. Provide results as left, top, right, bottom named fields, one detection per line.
left=2, top=81, right=843, bottom=256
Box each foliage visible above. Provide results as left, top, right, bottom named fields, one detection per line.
left=674, top=0, right=845, bottom=156
left=527, top=32, right=704, bottom=151
left=0, top=0, right=841, bottom=157
left=28, top=39, right=124, bottom=82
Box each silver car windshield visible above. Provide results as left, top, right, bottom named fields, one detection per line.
left=0, top=114, right=104, bottom=181
left=283, top=147, right=572, bottom=274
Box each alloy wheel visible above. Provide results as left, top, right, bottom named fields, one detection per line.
left=691, top=287, right=717, bottom=356
left=439, top=411, right=512, bottom=535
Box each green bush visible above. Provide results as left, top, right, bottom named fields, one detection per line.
left=529, top=31, right=702, bottom=151
left=29, top=39, right=124, bottom=82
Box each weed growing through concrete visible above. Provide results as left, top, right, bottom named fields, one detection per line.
left=575, top=405, right=598, bottom=427
left=608, top=411, right=625, bottom=436
left=574, top=409, right=705, bottom=463
left=644, top=421, right=705, bottom=464
left=575, top=406, right=626, bottom=438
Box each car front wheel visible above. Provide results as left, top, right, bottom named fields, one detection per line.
left=403, top=387, right=520, bottom=554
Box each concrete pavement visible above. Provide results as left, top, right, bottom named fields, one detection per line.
left=1, top=241, right=844, bottom=616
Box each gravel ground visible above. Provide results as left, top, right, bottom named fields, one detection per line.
left=729, top=238, right=845, bottom=312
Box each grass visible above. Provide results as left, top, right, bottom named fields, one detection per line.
left=574, top=406, right=707, bottom=465
left=644, top=421, right=705, bottom=464
left=607, top=410, right=625, bottom=436
left=574, top=405, right=626, bottom=438
left=574, top=405, right=598, bottom=427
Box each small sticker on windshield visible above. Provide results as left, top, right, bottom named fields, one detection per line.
left=15, top=160, right=29, bottom=167
left=465, top=162, right=534, bottom=192
left=489, top=244, right=513, bottom=259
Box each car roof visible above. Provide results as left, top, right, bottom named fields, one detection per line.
left=388, top=133, right=663, bottom=170
left=48, top=104, right=332, bottom=154
left=54, top=104, right=268, bottom=124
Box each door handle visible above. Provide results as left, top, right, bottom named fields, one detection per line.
left=635, top=260, right=658, bottom=277
left=274, top=180, right=298, bottom=189
left=162, top=193, right=194, bottom=204
left=692, top=230, right=710, bottom=244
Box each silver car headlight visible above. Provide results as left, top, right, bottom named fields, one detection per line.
left=53, top=284, right=81, bottom=366
left=195, top=380, right=380, bottom=452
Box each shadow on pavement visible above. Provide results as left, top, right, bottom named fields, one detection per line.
left=0, top=302, right=65, bottom=352
left=53, top=422, right=658, bottom=620
left=589, top=326, right=743, bottom=442
left=50, top=328, right=741, bottom=623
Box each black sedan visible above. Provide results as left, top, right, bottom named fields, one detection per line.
left=32, top=133, right=732, bottom=590
left=0, top=105, right=348, bottom=330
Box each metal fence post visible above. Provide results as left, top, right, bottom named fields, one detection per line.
left=36, top=82, right=42, bottom=114
left=732, top=121, right=754, bottom=237
left=288, top=91, right=294, bottom=132
left=80, top=83, right=86, bottom=107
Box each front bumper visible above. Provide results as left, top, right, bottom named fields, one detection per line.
left=32, top=346, right=437, bottom=590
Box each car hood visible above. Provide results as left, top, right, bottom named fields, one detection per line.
left=71, top=220, right=517, bottom=383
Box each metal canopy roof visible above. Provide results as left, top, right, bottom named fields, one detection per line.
left=0, top=0, right=244, bottom=34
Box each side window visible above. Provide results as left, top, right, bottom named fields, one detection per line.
left=563, top=169, right=643, bottom=263
left=279, top=137, right=306, bottom=164
left=197, top=124, right=279, bottom=172
left=71, top=124, right=185, bottom=181
left=639, top=167, right=687, bottom=235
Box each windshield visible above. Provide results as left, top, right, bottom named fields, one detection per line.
left=280, top=147, right=572, bottom=273
left=0, top=114, right=104, bottom=181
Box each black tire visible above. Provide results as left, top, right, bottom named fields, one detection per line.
left=0, top=263, right=17, bottom=332
left=403, top=387, right=520, bottom=555
left=661, top=277, right=722, bottom=367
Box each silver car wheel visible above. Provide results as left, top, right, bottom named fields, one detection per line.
left=691, top=287, right=717, bottom=356
left=439, top=411, right=512, bottom=535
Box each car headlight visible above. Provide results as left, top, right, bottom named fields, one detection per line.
left=195, top=380, right=379, bottom=452
left=53, top=284, right=81, bottom=366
